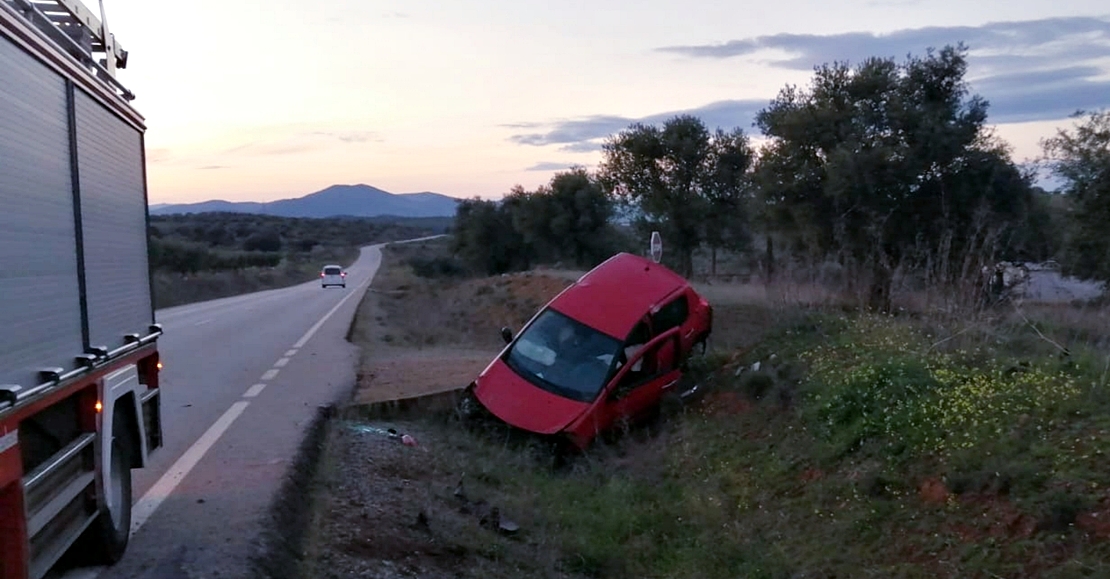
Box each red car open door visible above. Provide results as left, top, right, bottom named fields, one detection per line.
left=601, top=328, right=682, bottom=429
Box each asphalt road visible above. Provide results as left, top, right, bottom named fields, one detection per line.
left=52, top=238, right=438, bottom=579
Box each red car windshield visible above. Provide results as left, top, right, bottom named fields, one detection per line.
left=502, top=308, right=623, bottom=403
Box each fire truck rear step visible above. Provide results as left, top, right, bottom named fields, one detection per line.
left=22, top=432, right=98, bottom=579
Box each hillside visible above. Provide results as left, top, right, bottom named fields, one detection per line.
left=151, top=184, right=461, bottom=218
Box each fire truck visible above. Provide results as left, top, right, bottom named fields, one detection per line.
left=0, top=0, right=163, bottom=577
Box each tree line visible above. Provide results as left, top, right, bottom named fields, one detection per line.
left=450, top=168, right=623, bottom=275
left=451, top=44, right=1107, bottom=309
left=148, top=213, right=444, bottom=274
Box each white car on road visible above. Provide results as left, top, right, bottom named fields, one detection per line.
left=321, top=265, right=346, bottom=288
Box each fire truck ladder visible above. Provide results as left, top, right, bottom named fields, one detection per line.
left=3, top=0, right=133, bottom=99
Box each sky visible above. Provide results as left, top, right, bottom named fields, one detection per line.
left=93, top=0, right=1110, bottom=204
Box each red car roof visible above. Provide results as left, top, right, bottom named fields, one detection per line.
left=548, top=252, right=690, bottom=339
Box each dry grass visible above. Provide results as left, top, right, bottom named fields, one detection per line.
left=368, top=241, right=572, bottom=350
left=694, top=279, right=846, bottom=308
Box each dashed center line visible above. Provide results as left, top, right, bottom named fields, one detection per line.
left=284, top=349, right=297, bottom=357
left=130, top=401, right=250, bottom=535
left=260, top=368, right=280, bottom=381
left=273, top=357, right=290, bottom=368
left=243, top=383, right=267, bottom=398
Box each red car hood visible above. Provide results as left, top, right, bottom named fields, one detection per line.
left=473, top=360, right=590, bottom=435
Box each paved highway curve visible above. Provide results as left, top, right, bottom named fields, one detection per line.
left=52, top=238, right=440, bottom=579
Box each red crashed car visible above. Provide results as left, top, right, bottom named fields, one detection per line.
left=463, top=252, right=713, bottom=451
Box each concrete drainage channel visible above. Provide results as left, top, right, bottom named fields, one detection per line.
left=246, top=388, right=469, bottom=578
left=248, top=402, right=336, bottom=579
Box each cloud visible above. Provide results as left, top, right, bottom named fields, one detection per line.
left=525, top=162, right=578, bottom=172
left=499, top=121, right=545, bottom=129
left=655, top=17, right=1110, bottom=125
left=559, top=142, right=605, bottom=153
left=382, top=11, right=409, bottom=18
left=509, top=115, right=629, bottom=147
left=508, top=99, right=767, bottom=151
left=198, top=165, right=229, bottom=170
left=656, top=17, right=1110, bottom=67
left=975, top=66, right=1110, bottom=123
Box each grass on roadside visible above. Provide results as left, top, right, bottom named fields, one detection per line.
left=309, top=239, right=1110, bottom=578
left=402, top=307, right=1110, bottom=578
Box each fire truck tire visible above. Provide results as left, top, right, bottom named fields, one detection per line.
left=77, top=415, right=133, bottom=565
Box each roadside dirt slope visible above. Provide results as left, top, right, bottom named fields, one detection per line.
left=304, top=254, right=584, bottom=578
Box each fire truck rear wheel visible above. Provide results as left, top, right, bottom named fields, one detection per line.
left=79, top=413, right=134, bottom=564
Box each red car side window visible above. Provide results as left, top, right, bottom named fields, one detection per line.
left=651, top=295, right=689, bottom=335
left=615, top=333, right=678, bottom=391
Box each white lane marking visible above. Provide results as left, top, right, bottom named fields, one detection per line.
left=261, top=369, right=280, bottom=381
left=273, top=357, right=290, bottom=368
left=292, top=269, right=374, bottom=349
left=284, top=349, right=297, bottom=357
left=129, top=401, right=250, bottom=534
left=243, top=384, right=267, bottom=398
left=195, top=319, right=212, bottom=326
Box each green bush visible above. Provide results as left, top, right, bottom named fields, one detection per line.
left=799, top=316, right=1084, bottom=463
left=407, top=255, right=465, bottom=278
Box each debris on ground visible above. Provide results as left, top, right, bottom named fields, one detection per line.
left=305, top=421, right=552, bottom=579
left=451, top=474, right=521, bottom=536
left=343, top=421, right=421, bottom=449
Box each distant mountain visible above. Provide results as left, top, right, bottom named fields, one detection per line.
left=149, top=184, right=460, bottom=218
